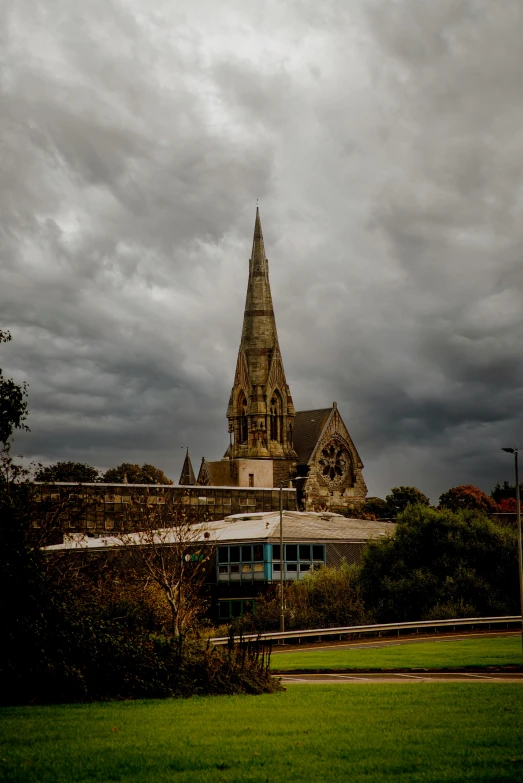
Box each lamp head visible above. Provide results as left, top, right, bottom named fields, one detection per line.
left=502, top=447, right=515, bottom=454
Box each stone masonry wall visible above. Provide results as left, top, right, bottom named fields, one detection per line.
left=302, top=408, right=367, bottom=513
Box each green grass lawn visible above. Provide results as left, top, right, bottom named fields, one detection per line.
left=271, top=634, right=522, bottom=672
left=1, top=686, right=523, bottom=782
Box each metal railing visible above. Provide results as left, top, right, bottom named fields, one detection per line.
left=210, top=615, right=522, bottom=646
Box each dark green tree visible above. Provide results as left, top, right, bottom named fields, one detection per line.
left=359, top=504, right=519, bottom=623
left=35, top=461, right=101, bottom=483
left=385, top=486, right=430, bottom=517
left=491, top=480, right=523, bottom=503
left=103, top=463, right=173, bottom=485
left=0, top=330, right=29, bottom=445
left=364, top=496, right=389, bottom=519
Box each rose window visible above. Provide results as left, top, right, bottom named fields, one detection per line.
left=319, top=440, right=350, bottom=484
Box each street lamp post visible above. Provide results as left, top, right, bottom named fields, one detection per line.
left=279, top=483, right=285, bottom=634
left=502, top=447, right=523, bottom=658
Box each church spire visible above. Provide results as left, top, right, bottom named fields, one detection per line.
left=226, top=208, right=297, bottom=467
left=179, top=448, right=196, bottom=485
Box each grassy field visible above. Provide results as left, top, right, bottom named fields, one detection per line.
left=271, top=634, right=522, bottom=672
left=1, top=686, right=523, bottom=782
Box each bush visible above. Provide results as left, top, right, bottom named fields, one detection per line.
left=238, top=561, right=369, bottom=633
left=359, top=505, right=519, bottom=623
left=0, top=487, right=280, bottom=705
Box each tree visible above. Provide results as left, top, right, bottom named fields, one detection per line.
left=117, top=492, right=214, bottom=638
left=385, top=486, right=430, bottom=517
left=496, top=498, right=517, bottom=514
left=359, top=505, right=519, bottom=623
left=491, top=481, right=523, bottom=504
left=103, top=463, right=173, bottom=485
left=364, top=497, right=389, bottom=519
left=0, top=330, right=29, bottom=445
left=439, top=484, right=495, bottom=513
left=35, top=461, right=101, bottom=483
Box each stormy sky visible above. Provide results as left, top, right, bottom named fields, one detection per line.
left=1, top=0, right=522, bottom=502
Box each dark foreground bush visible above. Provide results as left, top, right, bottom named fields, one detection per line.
left=1, top=592, right=281, bottom=705
left=0, top=490, right=281, bottom=705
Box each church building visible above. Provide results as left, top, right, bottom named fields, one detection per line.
left=187, top=209, right=368, bottom=514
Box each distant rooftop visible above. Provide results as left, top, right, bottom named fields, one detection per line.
left=43, top=511, right=395, bottom=552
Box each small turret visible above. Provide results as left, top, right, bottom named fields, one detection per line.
left=179, top=448, right=196, bottom=485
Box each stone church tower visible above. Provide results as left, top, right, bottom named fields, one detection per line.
left=224, top=208, right=297, bottom=486
left=200, top=208, right=367, bottom=512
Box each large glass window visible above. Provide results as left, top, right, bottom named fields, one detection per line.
left=299, top=544, right=310, bottom=560
left=286, top=544, right=297, bottom=561
left=229, top=546, right=240, bottom=563
left=272, top=544, right=281, bottom=560
left=253, top=544, right=263, bottom=562
left=312, top=545, right=324, bottom=561
left=218, top=548, right=228, bottom=563
left=241, top=545, right=252, bottom=561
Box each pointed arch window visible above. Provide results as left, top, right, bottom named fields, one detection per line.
left=270, top=390, right=283, bottom=443
left=238, top=391, right=248, bottom=444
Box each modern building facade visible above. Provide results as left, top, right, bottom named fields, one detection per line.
left=44, top=510, right=395, bottom=621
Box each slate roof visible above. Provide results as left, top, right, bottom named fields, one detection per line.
left=293, top=408, right=332, bottom=465
left=197, top=457, right=210, bottom=486
left=44, top=511, right=395, bottom=551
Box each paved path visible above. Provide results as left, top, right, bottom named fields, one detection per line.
left=271, top=630, right=519, bottom=655
left=279, top=671, right=523, bottom=684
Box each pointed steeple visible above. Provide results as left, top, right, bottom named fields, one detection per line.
left=226, top=208, right=297, bottom=464
left=197, top=457, right=211, bottom=486
left=179, top=448, right=196, bottom=485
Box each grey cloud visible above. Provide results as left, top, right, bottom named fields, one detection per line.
left=1, top=0, right=522, bottom=502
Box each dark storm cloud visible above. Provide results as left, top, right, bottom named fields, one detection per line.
left=1, top=0, right=522, bottom=500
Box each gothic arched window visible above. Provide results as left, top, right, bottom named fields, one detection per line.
left=270, top=390, right=283, bottom=443
left=238, top=392, right=248, bottom=444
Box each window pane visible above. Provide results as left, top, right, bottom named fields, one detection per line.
left=241, top=545, right=252, bottom=562
left=230, top=564, right=240, bottom=573
left=253, top=563, right=264, bottom=572
left=218, top=565, right=228, bottom=574
left=286, top=563, right=297, bottom=572
left=312, top=545, right=324, bottom=561
left=231, top=602, right=242, bottom=617
left=300, top=563, right=310, bottom=572
left=253, top=544, right=263, bottom=562
left=273, top=563, right=281, bottom=572
left=286, top=544, right=297, bottom=561
left=230, top=546, right=240, bottom=562
left=219, top=603, right=230, bottom=619
left=299, top=545, right=310, bottom=560
left=242, top=564, right=252, bottom=573
left=272, top=544, right=281, bottom=560
left=218, top=547, right=229, bottom=563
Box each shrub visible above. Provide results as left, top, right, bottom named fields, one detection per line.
left=359, top=505, right=519, bottom=623
left=238, top=561, right=369, bottom=633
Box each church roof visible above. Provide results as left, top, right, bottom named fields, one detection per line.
left=179, top=449, right=196, bottom=485
left=293, top=408, right=333, bottom=466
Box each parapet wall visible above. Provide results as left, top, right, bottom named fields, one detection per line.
left=34, top=482, right=297, bottom=535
